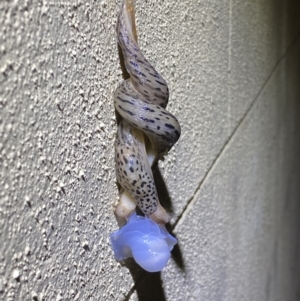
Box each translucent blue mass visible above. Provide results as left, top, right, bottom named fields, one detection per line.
left=110, top=213, right=177, bottom=272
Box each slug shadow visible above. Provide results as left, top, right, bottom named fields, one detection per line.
left=154, top=166, right=185, bottom=272
left=122, top=167, right=185, bottom=301
left=118, top=45, right=130, bottom=80
left=152, top=166, right=173, bottom=213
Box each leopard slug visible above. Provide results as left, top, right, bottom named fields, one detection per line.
left=114, top=0, right=181, bottom=225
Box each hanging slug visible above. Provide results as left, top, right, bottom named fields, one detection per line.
left=114, top=0, right=181, bottom=224
left=110, top=0, right=180, bottom=272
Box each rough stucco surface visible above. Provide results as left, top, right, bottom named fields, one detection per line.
left=1, top=0, right=300, bottom=301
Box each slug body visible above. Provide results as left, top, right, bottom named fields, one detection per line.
left=114, top=0, right=181, bottom=224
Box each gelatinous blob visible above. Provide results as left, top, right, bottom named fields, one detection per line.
left=110, top=213, right=177, bottom=272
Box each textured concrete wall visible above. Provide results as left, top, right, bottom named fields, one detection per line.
left=1, top=0, right=300, bottom=300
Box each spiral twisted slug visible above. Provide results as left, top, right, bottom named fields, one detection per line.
left=114, top=0, right=181, bottom=225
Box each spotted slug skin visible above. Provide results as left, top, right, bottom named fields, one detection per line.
left=114, top=0, right=181, bottom=224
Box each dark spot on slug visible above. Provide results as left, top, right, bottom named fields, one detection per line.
left=130, top=60, right=138, bottom=67
left=137, top=71, right=146, bottom=77
left=117, top=96, right=134, bottom=105
left=149, top=72, right=160, bottom=79
left=118, top=105, right=135, bottom=116
left=165, top=123, right=175, bottom=129
left=142, top=106, right=155, bottom=112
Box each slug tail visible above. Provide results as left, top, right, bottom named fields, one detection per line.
left=115, top=190, right=137, bottom=219
left=149, top=203, right=170, bottom=225
left=123, top=0, right=138, bottom=43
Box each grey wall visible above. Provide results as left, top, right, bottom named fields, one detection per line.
left=1, top=0, right=300, bottom=300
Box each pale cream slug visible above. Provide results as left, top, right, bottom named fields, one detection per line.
left=114, top=0, right=181, bottom=225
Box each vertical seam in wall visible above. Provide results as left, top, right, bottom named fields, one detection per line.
left=172, top=31, right=300, bottom=232
left=122, top=284, right=138, bottom=301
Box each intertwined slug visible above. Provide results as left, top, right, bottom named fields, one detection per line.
left=114, top=0, right=181, bottom=225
